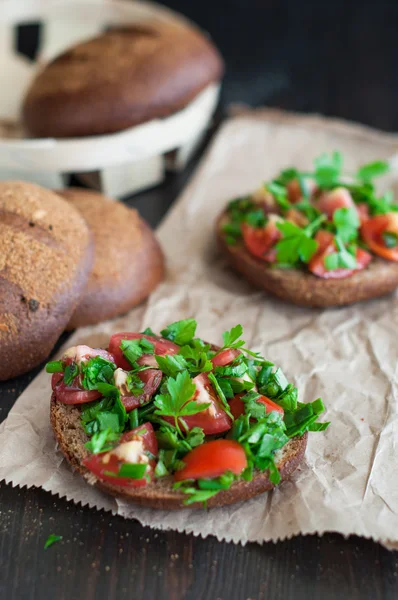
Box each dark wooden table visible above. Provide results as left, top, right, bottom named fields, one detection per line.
left=2, top=1, right=398, bottom=598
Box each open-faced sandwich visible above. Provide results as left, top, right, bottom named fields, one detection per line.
left=217, top=153, right=398, bottom=307
left=47, top=319, right=328, bottom=509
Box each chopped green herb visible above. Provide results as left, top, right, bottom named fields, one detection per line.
left=63, top=362, right=79, bottom=386
left=45, top=360, right=64, bottom=373
left=85, top=428, right=120, bottom=454
left=81, top=356, right=116, bottom=390
left=208, top=372, right=234, bottom=420
left=160, top=319, right=197, bottom=345
left=155, top=354, right=188, bottom=377
left=118, top=463, right=147, bottom=479
left=356, top=160, right=390, bottom=182
left=324, top=236, right=357, bottom=271
left=154, top=371, right=208, bottom=436
left=44, top=534, right=62, bottom=549
left=313, top=151, right=343, bottom=188
left=333, top=207, right=360, bottom=243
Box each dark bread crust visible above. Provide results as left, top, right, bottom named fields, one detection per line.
left=0, top=182, right=93, bottom=380
left=23, top=22, right=224, bottom=138
left=50, top=395, right=307, bottom=510
left=57, top=189, right=165, bottom=329
left=217, top=211, right=398, bottom=308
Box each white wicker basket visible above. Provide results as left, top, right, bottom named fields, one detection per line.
left=0, top=0, right=220, bottom=196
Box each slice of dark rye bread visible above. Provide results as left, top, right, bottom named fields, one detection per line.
left=217, top=211, right=398, bottom=308
left=0, top=182, right=93, bottom=380
left=22, top=21, right=224, bottom=138
left=57, top=189, right=165, bottom=330
left=50, top=395, right=307, bottom=510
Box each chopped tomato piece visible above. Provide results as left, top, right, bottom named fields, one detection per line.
left=51, top=372, right=101, bottom=404
left=228, top=394, right=284, bottom=419
left=174, top=439, right=247, bottom=482
left=52, top=346, right=115, bottom=405
left=163, top=373, right=232, bottom=435
left=241, top=217, right=281, bottom=260
left=361, top=213, right=398, bottom=262
left=120, top=422, right=158, bottom=457
left=316, top=187, right=355, bottom=220
left=109, top=333, right=179, bottom=370
left=309, top=230, right=372, bottom=279
left=211, top=348, right=241, bottom=367
left=121, top=369, right=162, bottom=412
left=83, top=423, right=157, bottom=488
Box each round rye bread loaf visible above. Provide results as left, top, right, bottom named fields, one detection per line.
left=50, top=396, right=307, bottom=510
left=57, top=188, right=165, bottom=329
left=22, top=20, right=224, bottom=138
left=0, top=182, right=93, bottom=380
left=217, top=210, right=398, bottom=308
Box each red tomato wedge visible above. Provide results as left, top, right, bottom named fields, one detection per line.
left=241, top=218, right=281, bottom=260
left=308, top=230, right=372, bottom=279
left=228, top=394, right=284, bottom=420
left=361, top=213, right=398, bottom=262
left=162, top=373, right=232, bottom=435
left=174, top=439, right=247, bottom=482
left=109, top=333, right=179, bottom=370
left=316, top=187, right=355, bottom=220
left=121, top=369, right=163, bottom=412
left=52, top=346, right=116, bottom=405
left=51, top=372, right=101, bottom=404
left=119, top=422, right=158, bottom=456
left=211, top=348, right=241, bottom=367
left=83, top=423, right=157, bottom=488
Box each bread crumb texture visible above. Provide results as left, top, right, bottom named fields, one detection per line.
left=0, top=181, right=90, bottom=306
left=61, top=189, right=143, bottom=285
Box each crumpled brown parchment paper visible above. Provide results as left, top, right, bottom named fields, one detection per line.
left=1, top=109, right=398, bottom=548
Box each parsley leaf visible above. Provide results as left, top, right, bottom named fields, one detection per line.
left=233, top=411, right=290, bottom=484
left=207, top=372, right=234, bottom=420
left=324, top=236, right=357, bottom=271
left=80, top=356, right=116, bottom=390
left=241, top=391, right=267, bottom=420
left=141, top=327, right=156, bottom=336
left=63, top=362, right=79, bottom=386
left=172, top=483, right=219, bottom=506
left=313, top=151, right=343, bottom=188
left=44, top=534, right=62, bottom=549
left=284, top=398, right=329, bottom=437
left=161, top=319, right=197, bottom=345
left=85, top=428, right=120, bottom=454
left=333, top=207, right=360, bottom=243
left=45, top=360, right=63, bottom=373
left=275, top=220, right=319, bottom=266
left=222, top=324, right=243, bottom=347
left=245, top=209, right=267, bottom=228
left=154, top=371, right=208, bottom=436
left=120, top=338, right=154, bottom=367
left=155, top=354, right=188, bottom=377
left=265, top=181, right=291, bottom=210
left=356, top=160, right=390, bottom=182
